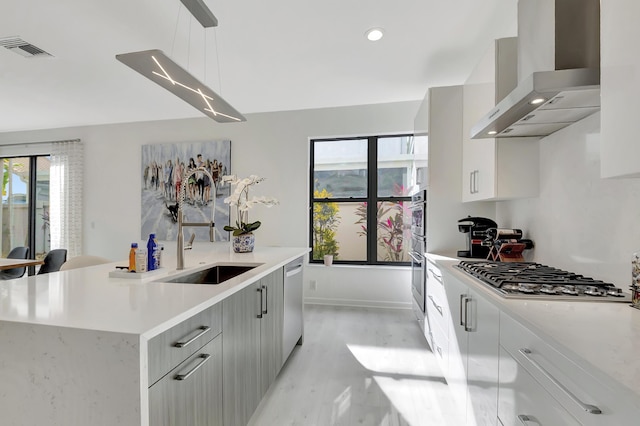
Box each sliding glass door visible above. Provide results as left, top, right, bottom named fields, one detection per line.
left=1, top=156, right=51, bottom=259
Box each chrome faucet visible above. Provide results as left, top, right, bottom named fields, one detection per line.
left=177, top=166, right=216, bottom=270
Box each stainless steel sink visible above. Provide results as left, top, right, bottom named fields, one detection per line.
left=160, top=264, right=257, bottom=285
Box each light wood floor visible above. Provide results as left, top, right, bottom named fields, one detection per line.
left=248, top=305, right=464, bottom=426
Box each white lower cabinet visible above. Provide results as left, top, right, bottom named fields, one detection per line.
left=426, top=261, right=449, bottom=375
left=444, top=270, right=471, bottom=415
left=465, top=286, right=500, bottom=426
left=497, top=346, right=579, bottom=426
left=442, top=269, right=500, bottom=426
left=498, top=311, right=640, bottom=426
left=434, top=261, right=640, bottom=426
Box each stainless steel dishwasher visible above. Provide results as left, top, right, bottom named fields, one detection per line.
left=283, top=257, right=304, bottom=361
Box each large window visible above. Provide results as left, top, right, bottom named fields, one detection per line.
left=310, top=134, right=426, bottom=265
left=1, top=156, right=51, bottom=261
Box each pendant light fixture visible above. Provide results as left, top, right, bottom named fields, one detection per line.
left=116, top=0, right=245, bottom=123
left=179, top=0, right=218, bottom=28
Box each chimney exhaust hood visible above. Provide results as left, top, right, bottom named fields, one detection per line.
left=471, top=0, right=600, bottom=139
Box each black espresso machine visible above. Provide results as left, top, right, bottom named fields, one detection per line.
left=457, top=216, right=497, bottom=258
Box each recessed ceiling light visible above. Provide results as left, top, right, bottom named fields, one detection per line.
left=530, top=97, right=546, bottom=105
left=365, top=28, right=384, bottom=42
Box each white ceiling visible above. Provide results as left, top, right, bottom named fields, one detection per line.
left=0, top=0, right=517, bottom=133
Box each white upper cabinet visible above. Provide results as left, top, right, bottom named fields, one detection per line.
left=462, top=38, right=539, bottom=202
left=600, top=0, right=640, bottom=178
left=416, top=85, right=495, bottom=252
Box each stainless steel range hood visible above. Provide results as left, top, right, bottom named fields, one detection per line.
left=471, top=0, right=600, bottom=139
left=471, top=68, right=600, bottom=138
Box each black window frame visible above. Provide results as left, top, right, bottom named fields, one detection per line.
left=1, top=155, right=50, bottom=274
left=309, top=134, right=413, bottom=266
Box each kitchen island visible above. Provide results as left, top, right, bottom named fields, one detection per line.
left=0, top=243, right=308, bottom=426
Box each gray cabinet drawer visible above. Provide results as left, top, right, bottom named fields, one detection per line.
left=149, top=335, right=223, bottom=426
left=149, top=303, right=222, bottom=385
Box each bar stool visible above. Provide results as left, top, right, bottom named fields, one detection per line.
left=0, top=246, right=30, bottom=280
left=37, top=249, right=68, bottom=274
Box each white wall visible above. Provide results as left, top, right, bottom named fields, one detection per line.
left=0, top=101, right=418, bottom=308
left=497, top=112, right=640, bottom=288
left=305, top=264, right=410, bottom=309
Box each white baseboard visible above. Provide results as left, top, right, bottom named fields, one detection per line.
left=304, top=297, right=411, bottom=310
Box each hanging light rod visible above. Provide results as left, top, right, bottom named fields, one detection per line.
left=180, top=0, right=218, bottom=28
left=116, top=49, right=246, bottom=123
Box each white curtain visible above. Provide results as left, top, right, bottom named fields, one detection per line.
left=50, top=140, right=83, bottom=257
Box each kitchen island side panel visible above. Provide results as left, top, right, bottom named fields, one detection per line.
left=0, top=322, right=142, bottom=425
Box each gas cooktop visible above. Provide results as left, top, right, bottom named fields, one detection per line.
left=455, top=261, right=630, bottom=301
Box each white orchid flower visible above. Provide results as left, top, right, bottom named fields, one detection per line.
left=223, top=195, right=238, bottom=206
left=222, top=175, right=279, bottom=233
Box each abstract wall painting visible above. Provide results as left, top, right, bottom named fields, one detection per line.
left=141, top=140, right=231, bottom=241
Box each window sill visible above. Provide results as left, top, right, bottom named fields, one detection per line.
left=307, top=263, right=409, bottom=271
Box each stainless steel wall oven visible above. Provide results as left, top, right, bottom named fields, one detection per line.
left=409, top=190, right=427, bottom=315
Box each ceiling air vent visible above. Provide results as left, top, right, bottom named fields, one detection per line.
left=0, top=36, right=52, bottom=58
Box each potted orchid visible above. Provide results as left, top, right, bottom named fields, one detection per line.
left=222, top=175, right=279, bottom=252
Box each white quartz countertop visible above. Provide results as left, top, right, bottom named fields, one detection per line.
left=0, top=243, right=308, bottom=340
left=427, top=252, right=640, bottom=405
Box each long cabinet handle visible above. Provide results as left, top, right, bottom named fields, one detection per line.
left=173, top=326, right=211, bottom=348
left=263, top=285, right=268, bottom=315
left=428, top=295, right=443, bottom=316
left=408, top=252, right=423, bottom=264
left=517, top=415, right=532, bottom=425
left=174, top=354, right=211, bottom=381
left=428, top=268, right=442, bottom=284
left=472, top=170, right=476, bottom=194
left=285, top=264, right=303, bottom=277
left=469, top=171, right=475, bottom=194
left=518, top=348, right=601, bottom=414
left=458, top=295, right=472, bottom=331
left=257, top=287, right=264, bottom=319
left=464, top=297, right=472, bottom=332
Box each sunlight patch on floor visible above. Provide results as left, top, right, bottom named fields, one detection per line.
left=346, top=344, right=444, bottom=378
left=346, top=344, right=462, bottom=425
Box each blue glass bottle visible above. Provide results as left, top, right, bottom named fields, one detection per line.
left=147, top=233, right=158, bottom=271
